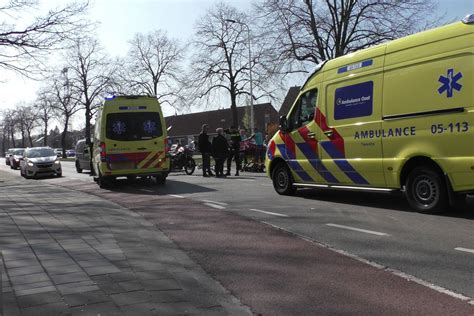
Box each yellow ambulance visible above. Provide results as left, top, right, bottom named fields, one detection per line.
left=92, top=95, right=169, bottom=188
left=266, top=15, right=474, bottom=213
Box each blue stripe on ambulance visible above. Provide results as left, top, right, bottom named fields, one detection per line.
left=320, top=141, right=369, bottom=185
left=276, top=144, right=313, bottom=182
left=296, top=143, right=339, bottom=183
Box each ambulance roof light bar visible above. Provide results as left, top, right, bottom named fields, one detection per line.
left=462, top=14, right=474, bottom=24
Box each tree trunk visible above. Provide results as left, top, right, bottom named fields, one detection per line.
left=230, top=88, right=238, bottom=128
left=43, top=119, right=48, bottom=146
left=10, top=128, right=16, bottom=148
left=61, top=117, right=69, bottom=158
left=85, top=106, right=91, bottom=145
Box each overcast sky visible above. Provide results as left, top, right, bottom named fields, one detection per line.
left=0, top=0, right=472, bottom=119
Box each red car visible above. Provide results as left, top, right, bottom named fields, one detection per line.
left=9, top=148, right=25, bottom=169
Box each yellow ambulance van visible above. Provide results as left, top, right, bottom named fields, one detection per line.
left=92, top=95, right=169, bottom=188
left=266, top=14, right=474, bottom=213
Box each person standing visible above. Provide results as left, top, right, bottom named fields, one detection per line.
left=212, top=128, right=228, bottom=177
left=226, top=125, right=241, bottom=176
left=249, top=127, right=265, bottom=163
left=198, top=124, right=214, bottom=177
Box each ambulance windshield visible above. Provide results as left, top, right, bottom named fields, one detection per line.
left=106, top=112, right=163, bottom=141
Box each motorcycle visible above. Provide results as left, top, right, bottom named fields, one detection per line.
left=169, top=143, right=196, bottom=175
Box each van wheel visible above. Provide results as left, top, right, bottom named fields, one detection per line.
left=75, top=161, right=82, bottom=173
left=272, top=162, right=295, bottom=195
left=405, top=166, right=447, bottom=213
left=155, top=175, right=166, bottom=185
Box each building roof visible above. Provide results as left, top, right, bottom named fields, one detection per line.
left=279, top=86, right=300, bottom=116
left=165, top=103, right=279, bottom=137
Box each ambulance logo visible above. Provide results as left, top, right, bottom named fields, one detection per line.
left=438, top=69, right=462, bottom=98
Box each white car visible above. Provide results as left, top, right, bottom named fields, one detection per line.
left=20, top=147, right=62, bottom=179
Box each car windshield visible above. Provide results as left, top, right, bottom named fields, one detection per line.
left=25, top=148, right=56, bottom=158
left=106, top=112, right=163, bottom=141
left=13, top=149, right=24, bottom=155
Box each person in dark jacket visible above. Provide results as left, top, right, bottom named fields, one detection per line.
left=226, top=125, right=241, bottom=176
left=198, top=124, right=214, bottom=177
left=212, top=128, right=229, bottom=177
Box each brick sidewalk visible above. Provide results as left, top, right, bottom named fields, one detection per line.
left=0, top=170, right=250, bottom=315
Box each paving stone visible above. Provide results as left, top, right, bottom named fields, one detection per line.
left=63, top=290, right=110, bottom=307
left=110, top=290, right=151, bottom=306
left=17, top=291, right=63, bottom=308
left=149, top=290, right=186, bottom=303
left=12, top=280, right=53, bottom=291
left=41, top=258, right=76, bottom=268
left=7, top=265, right=44, bottom=277
left=15, top=285, right=57, bottom=297
left=5, top=259, right=39, bottom=269
left=84, top=265, right=121, bottom=276
left=56, top=281, right=99, bottom=295
left=120, top=302, right=160, bottom=314
left=50, top=271, right=90, bottom=285
left=118, top=281, right=143, bottom=292
left=45, top=264, right=83, bottom=275
left=89, top=274, right=113, bottom=285
left=141, top=278, right=181, bottom=291
left=109, top=272, right=136, bottom=282
left=21, top=301, right=69, bottom=315
left=10, top=273, right=50, bottom=286
left=99, top=282, right=127, bottom=295
left=135, top=271, right=172, bottom=281
left=152, top=301, right=201, bottom=315
left=77, top=260, right=110, bottom=268
left=36, top=252, right=71, bottom=261
left=70, top=301, right=120, bottom=315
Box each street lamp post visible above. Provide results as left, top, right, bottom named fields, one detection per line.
left=226, top=19, right=254, bottom=134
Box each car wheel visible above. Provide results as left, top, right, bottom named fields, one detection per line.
left=56, top=172, right=62, bottom=178
left=185, top=158, right=196, bottom=175
left=272, top=162, right=295, bottom=195
left=75, top=161, right=82, bottom=173
left=405, top=166, right=447, bottom=213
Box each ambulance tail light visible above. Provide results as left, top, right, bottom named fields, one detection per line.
left=164, top=138, right=170, bottom=155
left=100, top=142, right=107, bottom=162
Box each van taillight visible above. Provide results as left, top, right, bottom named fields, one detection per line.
left=164, top=138, right=170, bottom=154
left=100, top=142, right=106, bottom=162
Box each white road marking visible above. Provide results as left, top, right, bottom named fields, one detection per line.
left=260, top=184, right=272, bottom=186
left=326, top=223, right=389, bottom=236
left=455, top=247, right=474, bottom=254
left=201, top=200, right=228, bottom=206
left=204, top=203, right=226, bottom=210
left=140, top=189, right=154, bottom=193
left=236, top=178, right=255, bottom=182
left=168, top=194, right=184, bottom=198
left=248, top=209, right=289, bottom=218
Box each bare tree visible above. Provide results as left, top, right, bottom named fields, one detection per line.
left=255, top=0, right=439, bottom=72
left=186, top=2, right=281, bottom=127
left=16, top=105, right=38, bottom=147
left=0, top=0, right=90, bottom=77
left=120, top=30, right=184, bottom=110
left=2, top=109, right=17, bottom=148
left=66, top=37, right=118, bottom=145
left=49, top=73, right=81, bottom=157
left=36, top=88, right=57, bottom=146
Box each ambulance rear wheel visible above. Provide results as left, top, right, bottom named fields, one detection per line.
left=405, top=166, right=447, bottom=213
left=272, top=162, right=295, bottom=195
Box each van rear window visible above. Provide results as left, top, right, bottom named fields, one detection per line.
left=106, top=112, right=163, bottom=141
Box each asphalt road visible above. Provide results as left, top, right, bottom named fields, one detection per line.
left=2, top=158, right=473, bottom=304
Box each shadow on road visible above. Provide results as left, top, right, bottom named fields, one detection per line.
left=98, top=177, right=216, bottom=196
left=297, top=188, right=474, bottom=220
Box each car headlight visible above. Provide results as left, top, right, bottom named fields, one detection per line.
left=27, top=162, right=34, bottom=167
left=54, top=160, right=61, bottom=165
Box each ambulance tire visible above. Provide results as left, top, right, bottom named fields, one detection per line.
left=405, top=166, right=447, bottom=213
left=155, top=175, right=166, bottom=185
left=75, top=161, right=82, bottom=173
left=272, top=162, right=295, bottom=196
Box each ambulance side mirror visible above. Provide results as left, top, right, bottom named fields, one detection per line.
left=279, top=115, right=290, bottom=133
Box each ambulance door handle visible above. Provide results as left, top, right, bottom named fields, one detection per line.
left=307, top=132, right=316, bottom=139
left=324, top=130, right=333, bottom=137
